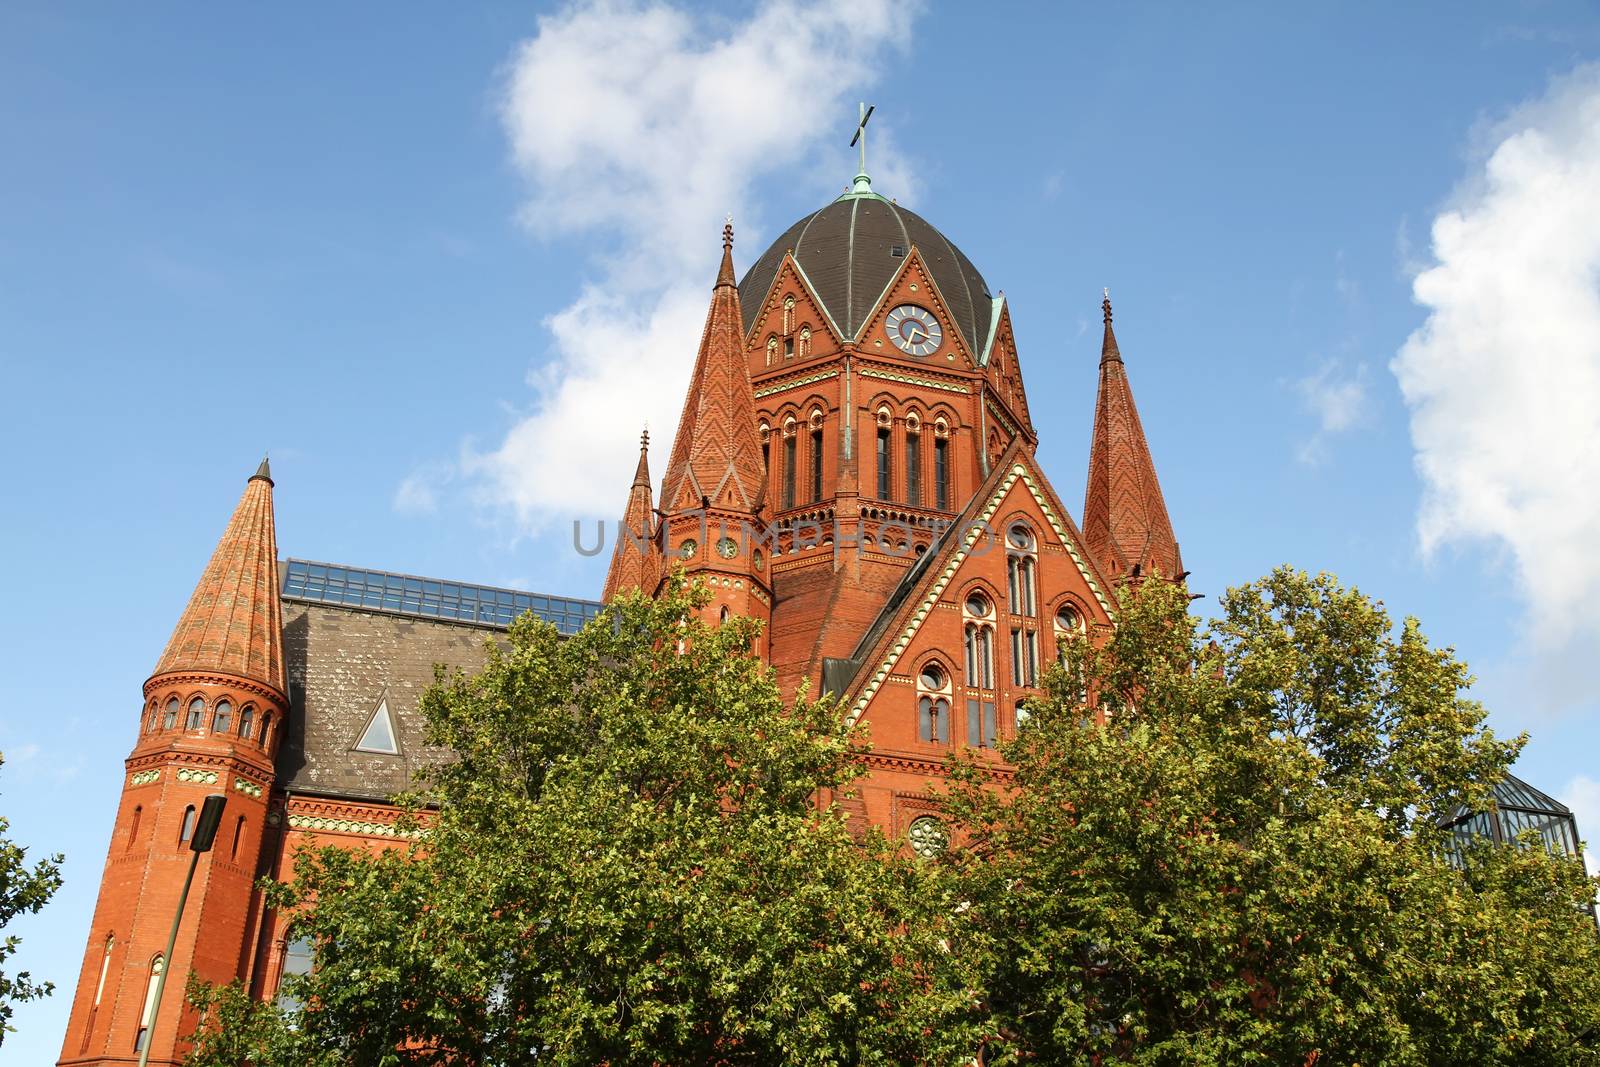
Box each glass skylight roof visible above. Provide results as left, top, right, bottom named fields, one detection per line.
left=281, top=559, right=603, bottom=635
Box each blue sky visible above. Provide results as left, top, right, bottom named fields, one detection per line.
left=4, top=2, right=1600, bottom=1058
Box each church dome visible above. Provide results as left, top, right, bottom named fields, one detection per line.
left=738, top=179, right=994, bottom=355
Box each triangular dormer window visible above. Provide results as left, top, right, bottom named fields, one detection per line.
left=354, top=697, right=400, bottom=754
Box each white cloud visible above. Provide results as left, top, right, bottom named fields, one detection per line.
left=458, top=0, right=921, bottom=526
left=1558, top=774, right=1600, bottom=876
left=1294, top=360, right=1368, bottom=464
left=1392, top=63, right=1600, bottom=702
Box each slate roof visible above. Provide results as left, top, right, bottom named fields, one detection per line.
left=739, top=188, right=993, bottom=354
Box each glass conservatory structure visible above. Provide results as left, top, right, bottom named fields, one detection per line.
left=1438, top=773, right=1583, bottom=861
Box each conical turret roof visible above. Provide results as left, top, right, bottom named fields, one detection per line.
left=1083, top=295, right=1182, bottom=580
left=661, top=223, right=767, bottom=515
left=151, top=460, right=286, bottom=694
left=603, top=429, right=659, bottom=600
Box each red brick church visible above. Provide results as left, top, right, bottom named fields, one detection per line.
left=57, top=166, right=1180, bottom=1065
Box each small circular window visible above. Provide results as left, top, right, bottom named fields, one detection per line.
left=919, top=662, right=947, bottom=691
left=1007, top=525, right=1035, bottom=550
left=965, top=593, right=992, bottom=619
left=679, top=539, right=698, bottom=559
left=1055, top=603, right=1082, bottom=631
left=907, top=816, right=947, bottom=858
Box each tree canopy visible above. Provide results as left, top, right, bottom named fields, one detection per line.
left=187, top=578, right=984, bottom=1066
left=0, top=752, right=64, bottom=1048
left=188, top=568, right=1600, bottom=1065
left=943, top=567, right=1600, bottom=1064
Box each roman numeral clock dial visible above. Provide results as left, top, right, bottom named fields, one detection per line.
left=885, top=304, right=942, bottom=357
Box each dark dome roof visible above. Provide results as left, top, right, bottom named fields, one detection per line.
left=738, top=185, right=994, bottom=355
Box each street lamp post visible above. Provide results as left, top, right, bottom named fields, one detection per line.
left=137, top=792, right=226, bottom=1067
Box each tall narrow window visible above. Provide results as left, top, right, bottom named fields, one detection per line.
left=906, top=429, right=922, bottom=507
left=84, top=934, right=115, bottom=1051
left=810, top=426, right=823, bottom=502
left=964, top=593, right=995, bottom=690
left=783, top=433, right=796, bottom=511
left=1007, top=525, right=1038, bottom=616
left=163, top=699, right=178, bottom=730
left=212, top=700, right=232, bottom=734
left=179, top=805, right=196, bottom=844
left=134, top=956, right=163, bottom=1052
left=147, top=703, right=159, bottom=733
left=185, top=697, right=205, bottom=730
left=1011, top=628, right=1024, bottom=686
left=277, top=934, right=315, bottom=1012
left=230, top=816, right=246, bottom=862
left=966, top=699, right=998, bottom=748
left=260, top=712, right=273, bottom=745
left=239, top=706, right=254, bottom=739
left=917, top=662, right=951, bottom=744
left=127, top=806, right=142, bottom=851
left=1026, top=629, right=1039, bottom=686
left=877, top=428, right=891, bottom=499
left=934, top=436, right=950, bottom=511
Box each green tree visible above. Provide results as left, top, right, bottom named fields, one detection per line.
left=945, top=567, right=1600, bottom=1065
left=187, top=577, right=983, bottom=1066
left=0, top=752, right=64, bottom=1048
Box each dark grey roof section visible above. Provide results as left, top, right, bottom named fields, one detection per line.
left=277, top=598, right=496, bottom=802
left=821, top=657, right=862, bottom=700
left=739, top=194, right=992, bottom=353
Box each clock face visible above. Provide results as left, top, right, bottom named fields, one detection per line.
left=885, top=304, right=942, bottom=357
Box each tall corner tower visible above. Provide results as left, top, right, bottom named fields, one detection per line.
left=656, top=223, right=774, bottom=655
left=59, top=459, right=288, bottom=1066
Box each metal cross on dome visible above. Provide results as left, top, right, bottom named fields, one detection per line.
left=850, top=102, right=874, bottom=176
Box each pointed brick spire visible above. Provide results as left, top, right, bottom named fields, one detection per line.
left=661, top=222, right=766, bottom=515
left=603, top=428, right=659, bottom=600
left=152, top=460, right=286, bottom=694
left=1083, top=293, right=1182, bottom=581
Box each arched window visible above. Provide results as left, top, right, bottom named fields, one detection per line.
left=1006, top=524, right=1037, bottom=616
left=799, top=324, right=812, bottom=359
left=212, top=700, right=232, bottom=734
left=127, top=806, right=142, bottom=850
left=239, top=706, right=255, bottom=739
left=963, top=594, right=995, bottom=691
left=1054, top=602, right=1084, bottom=663
left=875, top=407, right=893, bottom=500
left=179, top=805, right=196, bottom=844
left=933, top=419, right=951, bottom=511
left=163, top=699, right=179, bottom=730
left=276, top=933, right=315, bottom=1012
left=719, top=605, right=730, bottom=624
left=93, top=935, right=115, bottom=1007
left=147, top=702, right=159, bottom=733
left=185, top=697, right=205, bottom=730
left=905, top=414, right=922, bottom=507
left=782, top=417, right=797, bottom=511
left=916, top=661, right=951, bottom=744
left=810, top=410, right=824, bottom=503
left=134, top=955, right=163, bottom=1052
left=259, top=712, right=274, bottom=745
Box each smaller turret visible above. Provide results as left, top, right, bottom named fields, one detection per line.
left=1082, top=293, right=1183, bottom=581
left=602, top=428, right=660, bottom=601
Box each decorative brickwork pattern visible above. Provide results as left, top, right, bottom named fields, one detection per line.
left=1082, top=297, right=1183, bottom=580
left=151, top=461, right=285, bottom=694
